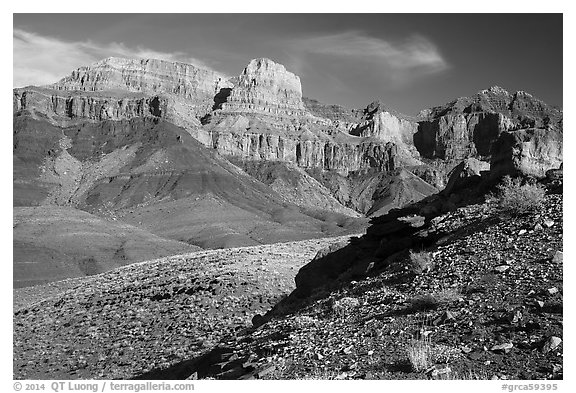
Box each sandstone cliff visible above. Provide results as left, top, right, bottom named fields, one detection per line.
left=16, top=57, right=422, bottom=176
left=216, top=58, right=306, bottom=119
left=51, top=57, right=230, bottom=109
left=13, top=87, right=167, bottom=123
left=490, top=127, right=563, bottom=178
left=49, top=57, right=232, bottom=128
left=415, top=86, right=562, bottom=162
left=202, top=59, right=422, bottom=173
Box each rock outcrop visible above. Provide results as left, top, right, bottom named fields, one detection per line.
left=205, top=126, right=413, bottom=173
left=13, top=87, right=167, bottom=123
left=415, top=86, right=562, bottom=162
left=48, top=57, right=232, bottom=128
left=216, top=58, right=306, bottom=119
left=22, top=57, right=422, bottom=177
left=51, top=57, right=230, bottom=111
left=490, top=127, right=563, bottom=178
left=202, top=59, right=422, bottom=173
left=443, top=158, right=490, bottom=195
left=13, top=56, right=563, bottom=217
left=350, top=101, right=417, bottom=145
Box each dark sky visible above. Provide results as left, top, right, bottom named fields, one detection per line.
left=14, top=14, right=563, bottom=115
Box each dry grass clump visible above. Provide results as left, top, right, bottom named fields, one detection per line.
left=406, top=336, right=433, bottom=372
left=497, top=175, right=545, bottom=215
left=409, top=250, right=434, bottom=274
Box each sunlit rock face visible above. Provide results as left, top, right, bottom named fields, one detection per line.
left=415, top=86, right=562, bottom=162
left=217, top=58, right=306, bottom=119
left=49, top=57, right=232, bottom=128
left=203, top=59, right=422, bottom=172
left=51, top=57, right=230, bottom=104
left=13, top=88, right=168, bottom=122
left=490, top=127, right=563, bottom=178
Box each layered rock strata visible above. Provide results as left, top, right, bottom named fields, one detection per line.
left=490, top=128, right=563, bottom=178
left=203, top=59, right=421, bottom=172
left=49, top=57, right=232, bottom=128
left=51, top=57, right=230, bottom=108
left=415, top=86, right=562, bottom=162
left=216, top=58, right=307, bottom=119
left=13, top=88, right=167, bottom=123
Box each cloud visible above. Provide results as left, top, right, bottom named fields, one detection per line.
left=289, top=31, right=449, bottom=85
left=13, top=29, right=215, bottom=88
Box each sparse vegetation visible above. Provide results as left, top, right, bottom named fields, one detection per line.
left=432, top=288, right=461, bottom=304
left=497, top=176, right=546, bottom=215
left=409, top=250, right=434, bottom=274
left=406, top=336, right=433, bottom=372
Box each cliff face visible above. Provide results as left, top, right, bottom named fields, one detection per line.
left=202, top=59, right=421, bottom=173
left=206, top=127, right=407, bottom=173
left=217, top=58, right=306, bottom=118
left=51, top=57, right=230, bottom=107
left=415, top=86, right=562, bottom=162
left=15, top=57, right=425, bottom=175
left=13, top=88, right=168, bottom=122
left=12, top=55, right=564, bottom=223
left=48, top=57, right=233, bottom=128
left=490, top=127, right=563, bottom=178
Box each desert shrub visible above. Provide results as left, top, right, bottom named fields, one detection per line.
left=409, top=250, right=434, bottom=274
left=497, top=176, right=545, bottom=215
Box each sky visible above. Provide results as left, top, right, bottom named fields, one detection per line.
left=13, top=13, right=563, bottom=115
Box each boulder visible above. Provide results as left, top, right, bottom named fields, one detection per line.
left=542, top=336, right=562, bottom=353
left=443, top=158, right=490, bottom=195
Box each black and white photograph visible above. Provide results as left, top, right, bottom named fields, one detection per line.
left=8, top=5, right=569, bottom=389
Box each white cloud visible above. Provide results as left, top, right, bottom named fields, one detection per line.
left=13, top=29, right=215, bottom=88
left=289, top=31, right=449, bottom=85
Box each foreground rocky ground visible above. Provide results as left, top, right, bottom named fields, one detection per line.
left=13, top=235, right=355, bottom=379
left=14, top=187, right=562, bottom=380
left=183, top=193, right=562, bottom=380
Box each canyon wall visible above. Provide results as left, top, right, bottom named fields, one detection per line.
left=415, top=86, right=562, bottom=162
left=13, top=88, right=168, bottom=122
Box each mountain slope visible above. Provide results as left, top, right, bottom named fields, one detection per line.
left=13, top=206, right=199, bottom=288
left=13, top=112, right=367, bottom=284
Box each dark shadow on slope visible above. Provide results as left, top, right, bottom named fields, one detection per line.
left=259, top=174, right=506, bottom=324
left=212, top=88, right=232, bottom=111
